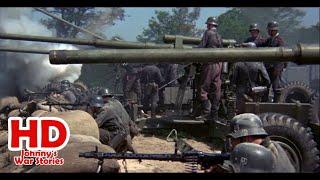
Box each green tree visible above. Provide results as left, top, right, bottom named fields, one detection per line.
left=137, top=8, right=202, bottom=43
left=40, top=7, right=125, bottom=38
left=217, top=8, right=306, bottom=44
left=216, top=8, right=248, bottom=42
left=288, top=22, right=320, bottom=44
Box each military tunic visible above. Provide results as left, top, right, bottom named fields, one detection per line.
left=140, top=65, right=164, bottom=116
left=232, top=62, right=270, bottom=114
left=262, top=138, right=296, bottom=172
left=94, top=107, right=133, bottom=153
left=244, top=35, right=266, bottom=47
left=197, top=28, right=223, bottom=119
left=123, top=68, right=141, bottom=104
left=261, top=33, right=286, bottom=102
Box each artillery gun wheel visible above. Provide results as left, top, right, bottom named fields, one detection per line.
left=309, top=93, right=320, bottom=126
left=279, top=81, right=314, bottom=103
left=258, top=113, right=319, bottom=172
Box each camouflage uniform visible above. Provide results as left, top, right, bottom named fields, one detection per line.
left=140, top=65, right=164, bottom=117
left=232, top=62, right=270, bottom=114
left=197, top=27, right=223, bottom=120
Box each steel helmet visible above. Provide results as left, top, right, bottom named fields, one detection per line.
left=206, top=17, right=218, bottom=26
left=230, top=143, right=275, bottom=173
left=228, top=113, right=268, bottom=138
left=267, top=21, right=279, bottom=31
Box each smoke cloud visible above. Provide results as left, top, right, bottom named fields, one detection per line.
left=0, top=8, right=82, bottom=98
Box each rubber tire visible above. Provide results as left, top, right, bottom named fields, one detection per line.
left=279, top=81, right=314, bottom=103
left=309, top=93, right=320, bottom=125
left=259, top=113, right=320, bottom=172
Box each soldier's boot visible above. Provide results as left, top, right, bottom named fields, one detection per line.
left=196, top=100, right=211, bottom=120
left=273, top=89, right=282, bottom=103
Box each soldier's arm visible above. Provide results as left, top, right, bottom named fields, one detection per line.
left=277, top=37, right=285, bottom=47
left=259, top=38, right=269, bottom=47
left=255, top=37, right=266, bottom=47
left=198, top=31, right=208, bottom=48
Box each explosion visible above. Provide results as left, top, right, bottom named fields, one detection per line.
left=0, top=8, right=82, bottom=98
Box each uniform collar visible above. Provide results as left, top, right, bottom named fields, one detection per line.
left=271, top=33, right=279, bottom=39
left=208, top=27, right=217, bottom=31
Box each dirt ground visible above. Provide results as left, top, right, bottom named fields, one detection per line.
left=118, top=134, right=217, bottom=173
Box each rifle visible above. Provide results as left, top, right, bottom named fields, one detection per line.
left=79, top=129, right=230, bottom=173
left=158, top=63, right=193, bottom=90
left=24, top=89, right=52, bottom=96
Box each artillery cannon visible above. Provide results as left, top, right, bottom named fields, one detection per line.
left=48, top=43, right=319, bottom=65
left=46, top=43, right=320, bottom=173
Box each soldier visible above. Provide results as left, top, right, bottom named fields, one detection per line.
left=122, top=64, right=142, bottom=106
left=242, top=23, right=266, bottom=47
left=157, top=63, right=179, bottom=107
left=139, top=64, right=164, bottom=118
left=157, top=63, right=179, bottom=87
left=261, top=21, right=287, bottom=102
left=88, top=95, right=135, bottom=153
left=229, top=143, right=275, bottom=173
left=197, top=17, right=223, bottom=138
left=59, top=80, right=77, bottom=104
left=225, top=113, right=296, bottom=172
left=98, top=88, right=140, bottom=139
left=231, top=43, right=270, bottom=114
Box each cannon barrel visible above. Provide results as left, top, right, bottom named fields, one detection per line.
left=0, top=32, right=181, bottom=49
left=49, top=44, right=319, bottom=65
left=163, top=35, right=237, bottom=46
left=0, top=46, right=50, bottom=54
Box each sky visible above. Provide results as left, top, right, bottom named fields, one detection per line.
left=31, top=7, right=319, bottom=41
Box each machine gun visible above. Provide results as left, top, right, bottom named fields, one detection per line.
left=79, top=129, right=230, bottom=173
left=80, top=146, right=230, bottom=173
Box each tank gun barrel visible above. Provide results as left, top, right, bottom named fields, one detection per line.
left=49, top=44, right=319, bottom=65
left=0, top=32, right=175, bottom=49
left=163, top=35, right=237, bottom=46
